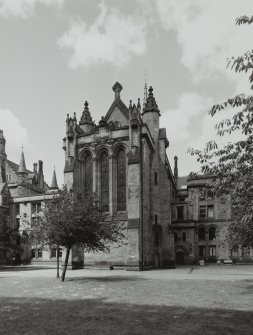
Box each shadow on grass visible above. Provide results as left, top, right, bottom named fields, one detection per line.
left=0, top=297, right=252, bottom=335
left=0, top=266, right=56, bottom=272
left=239, top=279, right=253, bottom=294
left=67, top=276, right=143, bottom=283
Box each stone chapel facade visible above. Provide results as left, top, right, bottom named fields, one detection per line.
left=63, top=82, right=176, bottom=269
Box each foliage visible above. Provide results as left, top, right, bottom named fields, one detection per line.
left=188, top=15, right=253, bottom=248
left=0, top=210, right=21, bottom=262
left=32, top=189, right=124, bottom=281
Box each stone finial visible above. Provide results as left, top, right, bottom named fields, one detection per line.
left=73, top=112, right=77, bottom=122
left=143, top=86, right=160, bottom=115
left=129, top=100, right=133, bottom=109
left=66, top=114, right=69, bottom=122
left=99, top=116, right=106, bottom=127
left=137, top=98, right=141, bottom=109
left=80, top=101, right=93, bottom=125
left=17, top=149, right=27, bottom=174
left=51, top=167, right=59, bottom=190
left=112, top=82, right=123, bottom=99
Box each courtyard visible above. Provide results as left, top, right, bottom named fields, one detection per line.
left=0, top=264, right=253, bottom=335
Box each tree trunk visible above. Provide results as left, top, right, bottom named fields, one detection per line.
left=56, top=246, right=60, bottom=278
left=61, top=247, right=71, bottom=282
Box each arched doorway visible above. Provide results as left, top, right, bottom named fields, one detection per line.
left=176, top=251, right=185, bottom=265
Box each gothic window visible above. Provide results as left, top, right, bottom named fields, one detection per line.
left=37, top=249, right=43, bottom=258
left=117, top=149, right=126, bottom=211
left=198, top=246, right=205, bottom=257
left=209, top=227, right=216, bottom=241
left=198, top=227, right=205, bottom=241
left=177, top=206, right=184, bottom=220
left=79, top=151, right=93, bottom=192
left=183, top=232, right=186, bottom=242
left=100, top=151, right=109, bottom=211
left=209, top=246, right=216, bottom=257
left=51, top=248, right=57, bottom=258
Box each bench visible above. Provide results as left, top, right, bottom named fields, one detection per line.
left=223, top=259, right=233, bottom=265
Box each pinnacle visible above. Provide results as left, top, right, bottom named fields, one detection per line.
left=17, top=150, right=27, bottom=174
left=143, top=86, right=160, bottom=114
left=80, top=100, right=93, bottom=125
left=51, top=168, right=59, bottom=189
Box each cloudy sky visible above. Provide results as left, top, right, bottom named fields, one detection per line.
left=0, top=0, right=253, bottom=186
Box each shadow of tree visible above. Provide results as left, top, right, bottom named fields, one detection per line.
left=0, top=266, right=56, bottom=272
left=238, top=279, right=253, bottom=295
left=67, top=276, right=143, bottom=282
left=0, top=297, right=252, bottom=335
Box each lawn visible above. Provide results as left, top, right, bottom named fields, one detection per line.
left=0, top=265, right=253, bottom=334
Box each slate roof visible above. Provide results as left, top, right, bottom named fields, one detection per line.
left=6, top=159, right=32, bottom=174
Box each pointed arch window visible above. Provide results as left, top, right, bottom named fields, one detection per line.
left=79, top=151, right=93, bottom=193
left=209, top=226, right=216, bottom=241
left=116, top=149, right=127, bottom=211
left=100, top=151, right=109, bottom=211
left=198, top=227, right=205, bottom=241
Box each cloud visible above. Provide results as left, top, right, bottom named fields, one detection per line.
left=57, top=1, right=147, bottom=70
left=162, top=92, right=245, bottom=175
left=156, top=0, right=253, bottom=84
left=161, top=92, right=213, bottom=143
left=0, top=0, right=64, bottom=18
left=0, top=108, right=28, bottom=160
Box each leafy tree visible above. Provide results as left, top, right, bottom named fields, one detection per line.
left=189, top=15, right=253, bottom=250
left=32, top=189, right=124, bottom=281
left=0, top=210, right=21, bottom=263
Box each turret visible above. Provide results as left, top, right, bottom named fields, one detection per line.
left=17, top=149, right=28, bottom=184
left=142, top=86, right=160, bottom=143
left=79, top=101, right=94, bottom=133
left=0, top=130, right=7, bottom=183
left=50, top=167, right=59, bottom=190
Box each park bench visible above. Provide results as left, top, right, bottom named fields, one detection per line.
left=223, top=259, right=233, bottom=265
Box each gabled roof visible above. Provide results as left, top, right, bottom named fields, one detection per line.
left=6, top=159, right=32, bottom=174
left=104, top=98, right=129, bottom=123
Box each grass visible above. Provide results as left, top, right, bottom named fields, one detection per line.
left=0, top=265, right=253, bottom=334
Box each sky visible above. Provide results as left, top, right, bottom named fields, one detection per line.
left=0, top=0, right=253, bottom=187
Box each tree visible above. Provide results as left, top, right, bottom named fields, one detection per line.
left=0, top=210, right=21, bottom=264
left=189, top=15, right=253, bottom=249
left=32, top=189, right=124, bottom=281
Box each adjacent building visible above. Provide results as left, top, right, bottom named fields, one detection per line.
left=0, top=129, right=59, bottom=264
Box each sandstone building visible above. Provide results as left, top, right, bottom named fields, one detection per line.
left=1, top=82, right=253, bottom=267
left=0, top=129, right=59, bottom=264
left=63, top=82, right=176, bottom=269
